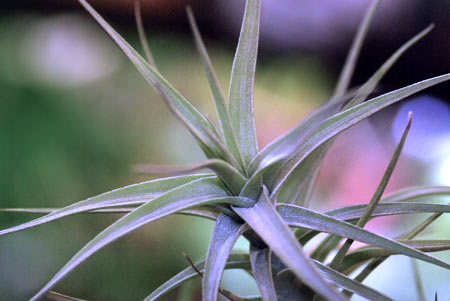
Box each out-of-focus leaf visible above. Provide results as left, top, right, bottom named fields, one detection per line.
left=0, top=174, right=212, bottom=236
left=250, top=246, right=277, bottom=301
left=326, top=202, right=450, bottom=221
left=341, top=240, right=450, bottom=274
left=332, top=0, right=381, bottom=100
left=330, top=113, right=412, bottom=270
left=271, top=73, right=450, bottom=197
left=228, top=0, right=260, bottom=168
left=134, top=0, right=156, bottom=66
left=381, top=186, right=450, bottom=203
left=347, top=24, right=434, bottom=107
left=186, top=7, right=245, bottom=172
left=203, top=214, right=247, bottom=301
left=144, top=252, right=251, bottom=301
left=46, top=291, right=87, bottom=301
left=233, top=188, right=344, bottom=300
left=310, top=235, right=343, bottom=262
left=133, top=159, right=247, bottom=195
left=277, top=204, right=450, bottom=270
left=77, top=0, right=233, bottom=161
left=29, top=177, right=252, bottom=300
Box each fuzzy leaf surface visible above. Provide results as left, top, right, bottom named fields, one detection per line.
left=228, top=0, right=260, bottom=168
left=250, top=246, right=277, bottom=301
left=203, top=214, right=247, bottom=301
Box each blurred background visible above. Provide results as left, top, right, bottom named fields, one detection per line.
left=0, top=0, right=449, bottom=300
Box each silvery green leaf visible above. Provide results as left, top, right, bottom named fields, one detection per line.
left=0, top=174, right=212, bottom=236
left=272, top=73, right=450, bottom=197
left=228, top=0, right=260, bottom=168
left=233, top=188, right=344, bottom=300
left=144, top=252, right=251, bottom=300
left=250, top=246, right=277, bottom=301
left=186, top=7, right=245, bottom=172
left=203, top=214, right=247, bottom=301
left=29, top=177, right=252, bottom=300
left=277, top=204, right=450, bottom=270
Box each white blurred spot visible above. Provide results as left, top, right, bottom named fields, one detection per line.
left=20, top=14, right=121, bottom=86
left=392, top=95, right=450, bottom=161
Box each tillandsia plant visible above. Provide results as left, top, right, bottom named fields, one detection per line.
left=2, top=0, right=450, bottom=300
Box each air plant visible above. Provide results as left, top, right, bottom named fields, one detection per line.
left=2, top=0, right=450, bottom=300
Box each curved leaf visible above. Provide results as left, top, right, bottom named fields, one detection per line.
left=332, top=0, right=380, bottom=100
left=29, top=177, right=252, bottom=300
left=250, top=246, right=277, bottom=301
left=277, top=204, right=450, bottom=270
left=144, top=252, right=251, bottom=301
left=233, top=188, right=344, bottom=300
left=0, top=174, right=212, bottom=236
left=203, top=214, right=247, bottom=301
left=272, top=73, right=450, bottom=197
left=381, top=186, right=450, bottom=203
left=326, top=202, right=450, bottom=221
left=228, top=0, right=260, bottom=168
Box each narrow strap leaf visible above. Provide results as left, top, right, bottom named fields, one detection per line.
left=186, top=7, right=245, bottom=172
left=134, top=0, right=156, bottom=66
left=325, top=202, right=450, bottom=221
left=347, top=24, right=434, bottom=107
left=0, top=174, right=212, bottom=236
left=332, top=0, right=380, bottom=100
left=411, top=259, right=426, bottom=301
left=228, top=0, right=260, bottom=168
left=249, top=246, right=277, bottom=301
left=29, top=177, right=244, bottom=300
left=271, top=73, right=450, bottom=197
left=381, top=186, right=450, bottom=203
left=134, top=159, right=247, bottom=195
left=341, top=240, right=450, bottom=274
left=144, top=252, right=251, bottom=300
left=77, top=0, right=229, bottom=161
left=232, top=188, right=344, bottom=301
left=330, top=113, right=412, bottom=270
left=312, top=260, right=392, bottom=301
left=277, top=204, right=450, bottom=270
left=203, top=214, right=248, bottom=301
